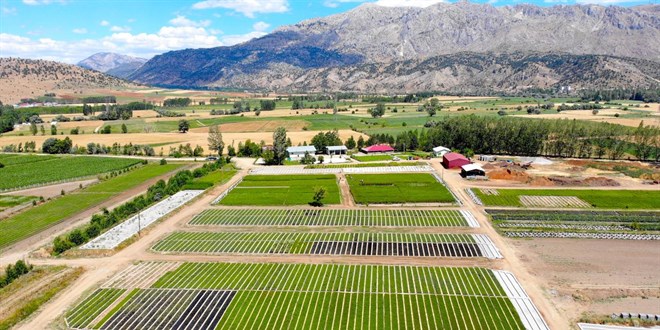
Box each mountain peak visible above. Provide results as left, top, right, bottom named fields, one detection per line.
left=77, top=52, right=148, bottom=78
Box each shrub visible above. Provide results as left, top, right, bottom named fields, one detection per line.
left=160, top=158, right=167, bottom=165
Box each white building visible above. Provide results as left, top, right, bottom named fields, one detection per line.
left=432, top=146, right=451, bottom=157
left=287, top=146, right=316, bottom=159
left=326, top=145, right=348, bottom=156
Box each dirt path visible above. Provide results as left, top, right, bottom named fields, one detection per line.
left=1, top=179, right=98, bottom=199
left=337, top=173, right=356, bottom=207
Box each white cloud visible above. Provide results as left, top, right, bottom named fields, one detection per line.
left=323, top=0, right=364, bottom=8
left=169, top=15, right=211, bottom=27
left=72, top=28, right=87, bottom=34
left=110, top=25, right=131, bottom=32
left=192, top=0, right=289, bottom=18
left=22, top=0, right=66, bottom=5
left=374, top=0, right=445, bottom=7
left=100, top=20, right=110, bottom=26
left=575, top=0, right=636, bottom=3
left=252, top=21, right=269, bottom=32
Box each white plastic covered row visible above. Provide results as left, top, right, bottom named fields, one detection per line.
left=81, top=190, right=204, bottom=250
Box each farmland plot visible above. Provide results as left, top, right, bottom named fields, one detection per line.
left=346, top=173, right=455, bottom=204
left=189, top=208, right=478, bottom=227
left=152, top=232, right=502, bottom=258
left=472, top=188, right=660, bottom=209
left=218, top=175, right=341, bottom=206
left=81, top=190, right=204, bottom=250
left=249, top=165, right=433, bottom=175
left=67, top=262, right=542, bottom=330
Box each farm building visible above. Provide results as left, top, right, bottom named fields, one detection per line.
left=442, top=152, right=470, bottom=169
left=287, top=146, right=316, bottom=159
left=479, top=155, right=497, bottom=162
left=461, top=164, right=486, bottom=177
left=433, top=146, right=451, bottom=157
left=326, top=145, right=348, bottom=155
left=361, top=144, right=394, bottom=153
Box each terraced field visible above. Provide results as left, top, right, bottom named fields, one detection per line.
left=487, top=209, right=660, bottom=240
left=0, top=154, right=142, bottom=191
left=66, top=262, right=531, bottom=330
left=346, top=173, right=455, bottom=204
left=218, top=174, right=341, bottom=206
left=152, top=232, right=502, bottom=258
left=189, top=209, right=478, bottom=227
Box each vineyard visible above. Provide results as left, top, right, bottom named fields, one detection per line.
left=346, top=173, right=455, bottom=204
left=0, top=154, right=142, bottom=191
left=189, top=208, right=478, bottom=227
left=486, top=209, right=660, bottom=239
left=152, top=232, right=502, bottom=258
left=218, top=174, right=341, bottom=206
left=472, top=188, right=660, bottom=209
left=66, top=262, right=541, bottom=330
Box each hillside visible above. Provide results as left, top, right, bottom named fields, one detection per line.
left=129, top=2, right=660, bottom=92
left=78, top=52, right=148, bottom=79
left=0, top=57, right=138, bottom=104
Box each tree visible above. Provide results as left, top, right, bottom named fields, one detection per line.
left=178, top=119, right=190, bottom=133
left=368, top=103, right=386, bottom=118
left=346, top=136, right=356, bottom=150
left=309, top=186, right=326, bottom=207
left=30, top=122, right=37, bottom=136
left=357, top=135, right=365, bottom=149
left=40, top=125, right=45, bottom=136
left=273, top=127, right=288, bottom=165
left=300, top=152, right=316, bottom=165
left=121, top=123, right=128, bottom=133
left=207, top=125, right=225, bottom=156
left=50, top=125, right=57, bottom=135
left=419, top=99, right=441, bottom=117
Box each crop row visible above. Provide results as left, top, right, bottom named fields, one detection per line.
left=189, top=208, right=473, bottom=227
left=152, top=232, right=484, bottom=257
left=486, top=209, right=660, bottom=223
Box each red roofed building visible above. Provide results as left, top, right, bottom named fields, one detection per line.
left=442, top=152, right=470, bottom=169
left=361, top=144, right=394, bottom=153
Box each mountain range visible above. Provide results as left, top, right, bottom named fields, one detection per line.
left=78, top=53, right=148, bottom=79
left=128, top=2, right=660, bottom=93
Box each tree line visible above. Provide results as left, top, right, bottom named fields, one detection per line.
left=0, top=260, right=32, bottom=289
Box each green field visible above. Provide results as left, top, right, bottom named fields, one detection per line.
left=152, top=232, right=479, bottom=256
left=189, top=208, right=469, bottom=227
left=346, top=173, right=455, bottom=204
left=0, top=154, right=142, bottom=190
left=473, top=188, right=660, bottom=209
left=219, top=174, right=340, bottom=206
left=305, top=161, right=426, bottom=169
left=351, top=154, right=394, bottom=162
left=0, top=163, right=182, bottom=250
left=67, top=262, right=525, bottom=330
left=0, top=195, right=38, bottom=211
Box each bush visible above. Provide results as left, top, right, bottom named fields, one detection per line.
left=0, top=260, right=32, bottom=288
left=309, top=186, right=326, bottom=207
left=160, top=158, right=167, bottom=165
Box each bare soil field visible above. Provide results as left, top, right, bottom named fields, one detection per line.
left=188, top=119, right=308, bottom=133
left=512, top=111, right=660, bottom=127
left=510, top=238, right=660, bottom=323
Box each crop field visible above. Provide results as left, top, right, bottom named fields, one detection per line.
left=351, top=154, right=394, bottom=162
left=486, top=209, right=660, bottom=239
left=0, top=154, right=142, bottom=191
left=472, top=188, right=660, bottom=209
left=0, top=195, right=37, bottom=211
left=66, top=262, right=530, bottom=330
left=0, top=164, right=181, bottom=249
left=346, top=173, right=455, bottom=204
left=218, top=174, right=340, bottom=206
left=189, top=209, right=478, bottom=227
left=152, top=232, right=502, bottom=258
left=249, top=165, right=433, bottom=175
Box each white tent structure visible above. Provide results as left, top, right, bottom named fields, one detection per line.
left=433, top=146, right=451, bottom=157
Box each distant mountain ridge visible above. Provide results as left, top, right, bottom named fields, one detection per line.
left=128, top=2, right=660, bottom=92
left=78, top=52, right=147, bottom=79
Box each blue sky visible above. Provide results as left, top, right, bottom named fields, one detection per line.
left=0, top=0, right=650, bottom=63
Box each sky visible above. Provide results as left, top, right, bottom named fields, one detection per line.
left=0, top=0, right=652, bottom=64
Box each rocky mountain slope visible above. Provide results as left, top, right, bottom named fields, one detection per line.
left=0, top=57, right=138, bottom=104
left=129, top=2, right=660, bottom=92
left=78, top=52, right=147, bottom=79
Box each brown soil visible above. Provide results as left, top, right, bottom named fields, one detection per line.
left=488, top=168, right=531, bottom=182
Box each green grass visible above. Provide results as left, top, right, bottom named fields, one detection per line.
left=220, top=174, right=340, bottom=206
left=0, top=164, right=182, bottom=250
left=65, top=288, right=126, bottom=329
left=189, top=208, right=468, bottom=227
left=0, top=195, right=38, bottom=211
left=152, top=232, right=476, bottom=255
left=0, top=154, right=142, bottom=190
left=351, top=154, right=393, bottom=162
left=305, top=161, right=426, bottom=169
left=474, top=188, right=660, bottom=209
left=346, top=173, right=455, bottom=204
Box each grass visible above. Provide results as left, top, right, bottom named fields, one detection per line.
left=189, top=209, right=469, bottom=227
left=0, top=266, right=83, bottom=330
left=65, top=288, right=126, bottom=329
left=473, top=188, right=660, bottom=209
left=304, top=161, right=426, bottom=169
left=346, top=173, right=455, bottom=204
left=219, top=174, right=340, bottom=206
left=0, top=195, right=38, bottom=211
left=0, top=154, right=142, bottom=191
left=152, top=232, right=476, bottom=255
left=0, top=163, right=182, bottom=250
left=74, top=262, right=525, bottom=330
left=351, top=154, right=393, bottom=162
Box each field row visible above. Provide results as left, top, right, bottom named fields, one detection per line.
left=347, top=173, right=455, bottom=204
left=81, top=190, right=204, bottom=250
left=472, top=188, right=660, bottom=209
left=249, top=165, right=433, bottom=175
left=218, top=174, right=341, bottom=206
left=190, top=208, right=477, bottom=227
left=151, top=232, right=500, bottom=258
left=66, top=262, right=532, bottom=330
